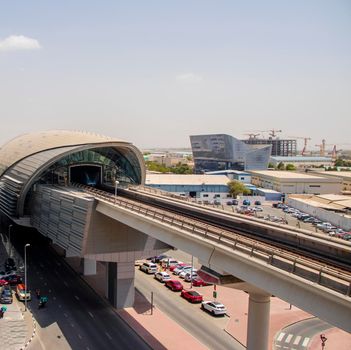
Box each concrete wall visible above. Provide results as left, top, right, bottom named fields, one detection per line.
left=83, top=206, right=170, bottom=262
left=286, top=197, right=351, bottom=231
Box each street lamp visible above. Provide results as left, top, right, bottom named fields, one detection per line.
left=8, top=224, right=13, bottom=257
left=24, top=244, right=30, bottom=312
left=114, top=180, right=120, bottom=204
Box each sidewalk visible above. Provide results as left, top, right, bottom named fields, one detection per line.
left=0, top=233, right=36, bottom=350
left=0, top=293, right=36, bottom=350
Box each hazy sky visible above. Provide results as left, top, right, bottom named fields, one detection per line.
left=0, top=1, right=350, bottom=150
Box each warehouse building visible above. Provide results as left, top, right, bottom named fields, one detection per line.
left=315, top=171, right=351, bottom=193
left=145, top=173, right=230, bottom=203
left=270, top=156, right=334, bottom=169
left=249, top=170, right=342, bottom=195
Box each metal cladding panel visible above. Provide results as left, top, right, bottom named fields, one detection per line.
left=0, top=130, right=127, bottom=176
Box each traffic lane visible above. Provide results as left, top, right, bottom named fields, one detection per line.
left=135, top=269, right=244, bottom=350
left=274, top=318, right=331, bottom=350
left=27, top=244, right=150, bottom=350
left=27, top=248, right=120, bottom=350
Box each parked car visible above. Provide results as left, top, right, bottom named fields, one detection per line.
left=201, top=301, right=227, bottom=316
left=16, top=283, right=31, bottom=301
left=226, top=199, right=238, bottom=206
left=181, top=290, right=203, bottom=303
left=151, top=255, right=169, bottom=263
left=242, top=199, right=251, bottom=206
left=252, top=206, right=263, bottom=212
left=211, top=199, right=221, bottom=205
left=160, top=258, right=179, bottom=267
left=254, top=200, right=261, bottom=206
left=179, top=268, right=197, bottom=279
left=154, top=272, right=171, bottom=283
left=173, top=265, right=191, bottom=275
left=184, top=272, right=199, bottom=282
left=192, top=278, right=212, bottom=287
left=0, top=279, right=9, bottom=286
left=0, top=285, right=13, bottom=304
left=165, top=280, right=183, bottom=291
left=169, top=263, right=187, bottom=272
left=3, top=274, right=22, bottom=285
left=139, top=262, right=158, bottom=274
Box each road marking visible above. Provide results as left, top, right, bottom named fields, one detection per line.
left=58, top=304, right=62, bottom=308
left=71, top=323, right=75, bottom=328
left=74, top=295, right=80, bottom=301
left=88, top=311, right=94, bottom=318
left=277, top=332, right=285, bottom=341
left=78, top=334, right=82, bottom=340
left=285, top=334, right=293, bottom=343
left=105, top=332, right=112, bottom=340
left=64, top=313, right=68, bottom=318
left=302, top=337, right=310, bottom=347
left=293, top=336, right=301, bottom=345
left=63, top=281, right=68, bottom=287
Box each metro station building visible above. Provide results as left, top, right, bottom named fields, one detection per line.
left=0, top=130, right=169, bottom=308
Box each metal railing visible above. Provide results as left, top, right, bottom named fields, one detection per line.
left=72, top=183, right=351, bottom=297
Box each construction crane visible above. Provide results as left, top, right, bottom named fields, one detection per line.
left=243, top=133, right=260, bottom=140
left=314, top=141, right=351, bottom=158
left=289, top=136, right=311, bottom=156
left=315, top=139, right=327, bottom=156
left=246, top=129, right=282, bottom=138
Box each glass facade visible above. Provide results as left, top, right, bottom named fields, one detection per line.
left=190, top=134, right=271, bottom=173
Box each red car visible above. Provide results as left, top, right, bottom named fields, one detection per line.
left=165, top=280, right=183, bottom=291
left=4, top=275, right=22, bottom=286
left=192, top=278, right=212, bottom=287
left=181, top=290, right=203, bottom=303
left=0, top=279, right=8, bottom=286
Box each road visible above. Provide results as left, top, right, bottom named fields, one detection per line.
left=9, top=226, right=151, bottom=350
left=135, top=268, right=245, bottom=350
left=273, top=317, right=331, bottom=350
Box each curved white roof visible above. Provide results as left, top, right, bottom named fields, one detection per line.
left=0, top=130, right=128, bottom=175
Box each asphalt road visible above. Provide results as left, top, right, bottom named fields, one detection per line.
left=273, top=317, right=331, bottom=350
left=135, top=268, right=245, bottom=350
left=9, top=227, right=151, bottom=350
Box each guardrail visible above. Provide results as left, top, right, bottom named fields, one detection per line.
left=72, top=183, right=351, bottom=297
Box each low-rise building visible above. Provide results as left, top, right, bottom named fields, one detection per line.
left=145, top=174, right=230, bottom=202
left=314, top=171, right=351, bottom=192
left=269, top=156, right=334, bottom=169
left=205, top=170, right=251, bottom=183
left=249, top=170, right=342, bottom=195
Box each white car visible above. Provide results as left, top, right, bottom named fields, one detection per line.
left=179, top=268, right=197, bottom=279
left=184, top=272, right=198, bottom=282
left=173, top=265, right=191, bottom=275
left=154, top=271, right=171, bottom=282
left=201, top=301, right=227, bottom=316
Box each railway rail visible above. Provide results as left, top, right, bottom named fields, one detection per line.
left=73, top=183, right=351, bottom=297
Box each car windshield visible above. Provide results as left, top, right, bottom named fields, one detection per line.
left=189, top=291, right=200, bottom=296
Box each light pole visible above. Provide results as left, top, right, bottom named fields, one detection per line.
left=24, top=244, right=30, bottom=312
left=114, top=180, right=120, bottom=204
left=8, top=224, right=13, bottom=257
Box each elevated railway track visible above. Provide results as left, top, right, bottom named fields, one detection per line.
left=73, top=183, right=351, bottom=298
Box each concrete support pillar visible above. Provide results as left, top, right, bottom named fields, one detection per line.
left=83, top=258, right=97, bottom=275
left=247, top=293, right=271, bottom=350
left=107, top=261, right=135, bottom=309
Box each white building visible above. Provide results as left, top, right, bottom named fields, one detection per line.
left=145, top=174, right=230, bottom=202
left=249, top=170, right=342, bottom=195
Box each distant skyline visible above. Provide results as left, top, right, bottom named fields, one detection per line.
left=0, top=1, right=350, bottom=150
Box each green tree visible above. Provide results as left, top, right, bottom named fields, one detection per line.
left=227, top=180, right=251, bottom=198
left=277, top=162, right=285, bottom=170
left=285, top=164, right=296, bottom=171
left=268, top=162, right=275, bottom=169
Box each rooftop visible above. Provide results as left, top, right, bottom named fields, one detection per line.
left=145, top=174, right=230, bottom=186
left=317, top=171, right=351, bottom=179
left=249, top=170, right=336, bottom=180
left=271, top=156, right=333, bottom=162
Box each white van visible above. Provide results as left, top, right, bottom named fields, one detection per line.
left=139, top=262, right=157, bottom=274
